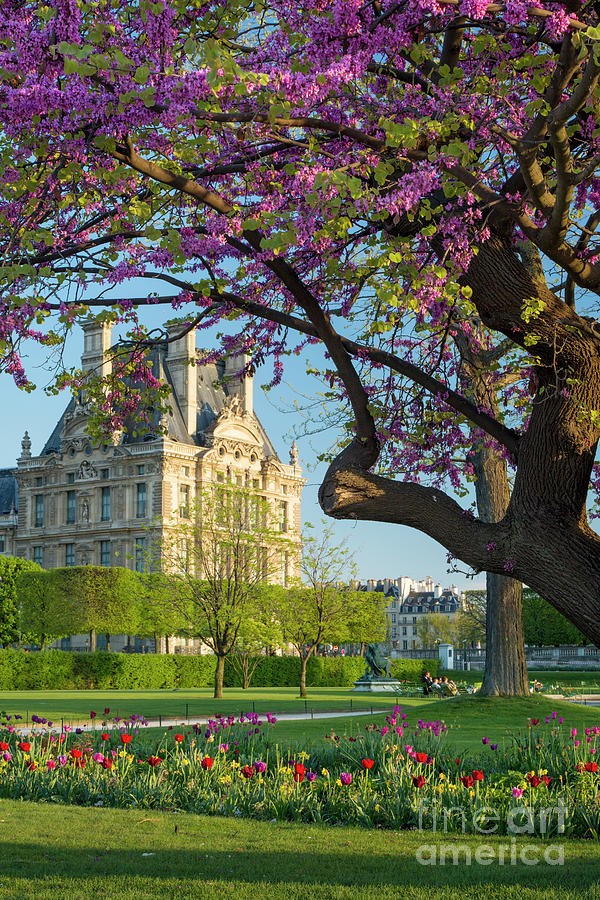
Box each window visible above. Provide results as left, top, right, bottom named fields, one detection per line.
left=412, top=626, right=417, bottom=635
left=412, top=616, right=417, bottom=624
left=179, top=484, right=190, bottom=518
left=402, top=616, right=406, bottom=624
left=101, top=486, right=111, bottom=521
left=34, top=495, right=44, bottom=527
left=0, top=536, right=5, bottom=552
left=403, top=640, right=408, bottom=650
left=67, top=472, right=75, bottom=484
left=35, top=476, right=43, bottom=487
left=402, top=627, right=407, bottom=636
left=390, top=613, right=396, bottom=623
left=137, top=464, right=145, bottom=475
left=33, top=546, right=43, bottom=566
left=279, top=501, right=288, bottom=532
left=252, top=478, right=259, bottom=489
left=65, top=544, right=75, bottom=566
left=135, top=538, right=146, bottom=573
left=100, top=541, right=110, bottom=566
left=216, top=472, right=224, bottom=482
left=182, top=466, right=189, bottom=477
left=136, top=483, right=147, bottom=518
left=66, top=491, right=76, bottom=524
left=282, top=484, right=287, bottom=494
left=101, top=468, right=110, bottom=480
left=439, top=604, right=445, bottom=612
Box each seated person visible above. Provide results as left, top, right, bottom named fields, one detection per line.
left=421, top=671, right=433, bottom=696
left=441, top=676, right=458, bottom=696
left=430, top=677, right=445, bottom=696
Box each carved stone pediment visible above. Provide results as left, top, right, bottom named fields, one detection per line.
left=77, top=460, right=98, bottom=480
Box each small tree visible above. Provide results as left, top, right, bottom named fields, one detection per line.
left=46, top=567, right=141, bottom=651
left=151, top=483, right=294, bottom=698
left=0, top=556, right=43, bottom=647
left=225, top=586, right=283, bottom=689
left=136, top=570, right=187, bottom=654
left=274, top=523, right=371, bottom=697
left=17, top=569, right=86, bottom=649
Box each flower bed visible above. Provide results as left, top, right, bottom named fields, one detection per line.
left=1, top=706, right=600, bottom=836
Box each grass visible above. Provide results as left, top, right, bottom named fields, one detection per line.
left=0, top=687, right=403, bottom=727
left=0, top=799, right=599, bottom=899
left=3, top=690, right=600, bottom=753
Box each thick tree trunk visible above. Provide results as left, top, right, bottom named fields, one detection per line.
left=89, top=628, right=96, bottom=653
left=214, top=654, right=225, bottom=699
left=467, top=353, right=529, bottom=697
left=154, top=631, right=161, bottom=654
left=480, top=573, right=528, bottom=695
left=105, top=633, right=111, bottom=653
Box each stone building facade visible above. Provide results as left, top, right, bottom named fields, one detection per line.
left=0, top=321, right=304, bottom=650
left=354, top=577, right=462, bottom=651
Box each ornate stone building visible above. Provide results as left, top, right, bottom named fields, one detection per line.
left=0, top=320, right=304, bottom=596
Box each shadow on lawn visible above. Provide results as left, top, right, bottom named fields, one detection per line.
left=2, top=841, right=600, bottom=889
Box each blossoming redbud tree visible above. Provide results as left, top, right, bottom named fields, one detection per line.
left=2, top=1, right=600, bottom=692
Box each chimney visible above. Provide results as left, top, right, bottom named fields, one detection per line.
left=224, top=353, right=253, bottom=416
left=81, top=318, right=112, bottom=380
left=434, top=583, right=442, bottom=599
left=166, top=324, right=197, bottom=436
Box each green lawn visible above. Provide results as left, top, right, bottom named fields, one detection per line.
left=0, top=687, right=403, bottom=727
left=3, top=689, right=600, bottom=755
left=0, top=799, right=598, bottom=899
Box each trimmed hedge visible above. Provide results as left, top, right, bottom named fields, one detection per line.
left=223, top=655, right=441, bottom=688
left=0, top=649, right=440, bottom=691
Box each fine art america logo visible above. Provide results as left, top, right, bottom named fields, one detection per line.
left=415, top=803, right=565, bottom=867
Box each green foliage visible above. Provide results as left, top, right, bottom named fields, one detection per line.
left=0, top=556, right=43, bottom=646
left=17, top=567, right=142, bottom=643
left=0, top=649, right=217, bottom=690
left=0, top=650, right=440, bottom=690
left=522, top=589, right=587, bottom=646
left=390, top=658, right=440, bottom=680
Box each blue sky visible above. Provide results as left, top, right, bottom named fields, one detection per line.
left=0, top=313, right=484, bottom=590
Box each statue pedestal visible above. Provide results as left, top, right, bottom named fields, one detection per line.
left=353, top=678, right=402, bottom=693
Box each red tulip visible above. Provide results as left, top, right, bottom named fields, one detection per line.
left=460, top=775, right=474, bottom=788
left=90, top=711, right=96, bottom=719
left=241, top=765, right=255, bottom=779
left=101, top=733, right=110, bottom=741
left=120, top=734, right=132, bottom=744
left=147, top=756, right=161, bottom=767
left=101, top=758, right=113, bottom=769
left=18, top=741, right=30, bottom=752
left=26, top=761, right=36, bottom=771
left=104, top=708, right=110, bottom=716
left=412, top=775, right=426, bottom=788
left=294, top=762, right=306, bottom=783
left=201, top=756, right=214, bottom=770
left=70, top=748, right=83, bottom=759
left=0, top=742, right=8, bottom=751
left=585, top=762, right=599, bottom=773
left=472, top=770, right=484, bottom=781
left=361, top=758, right=374, bottom=770
left=174, top=734, right=184, bottom=743
left=415, top=752, right=429, bottom=764
left=527, top=774, right=542, bottom=787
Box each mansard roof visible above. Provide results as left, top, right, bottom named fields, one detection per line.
left=0, top=468, right=17, bottom=514
left=40, top=344, right=279, bottom=458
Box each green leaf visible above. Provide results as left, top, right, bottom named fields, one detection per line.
left=133, top=65, right=150, bottom=84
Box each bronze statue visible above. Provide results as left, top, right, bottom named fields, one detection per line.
left=364, top=644, right=391, bottom=680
